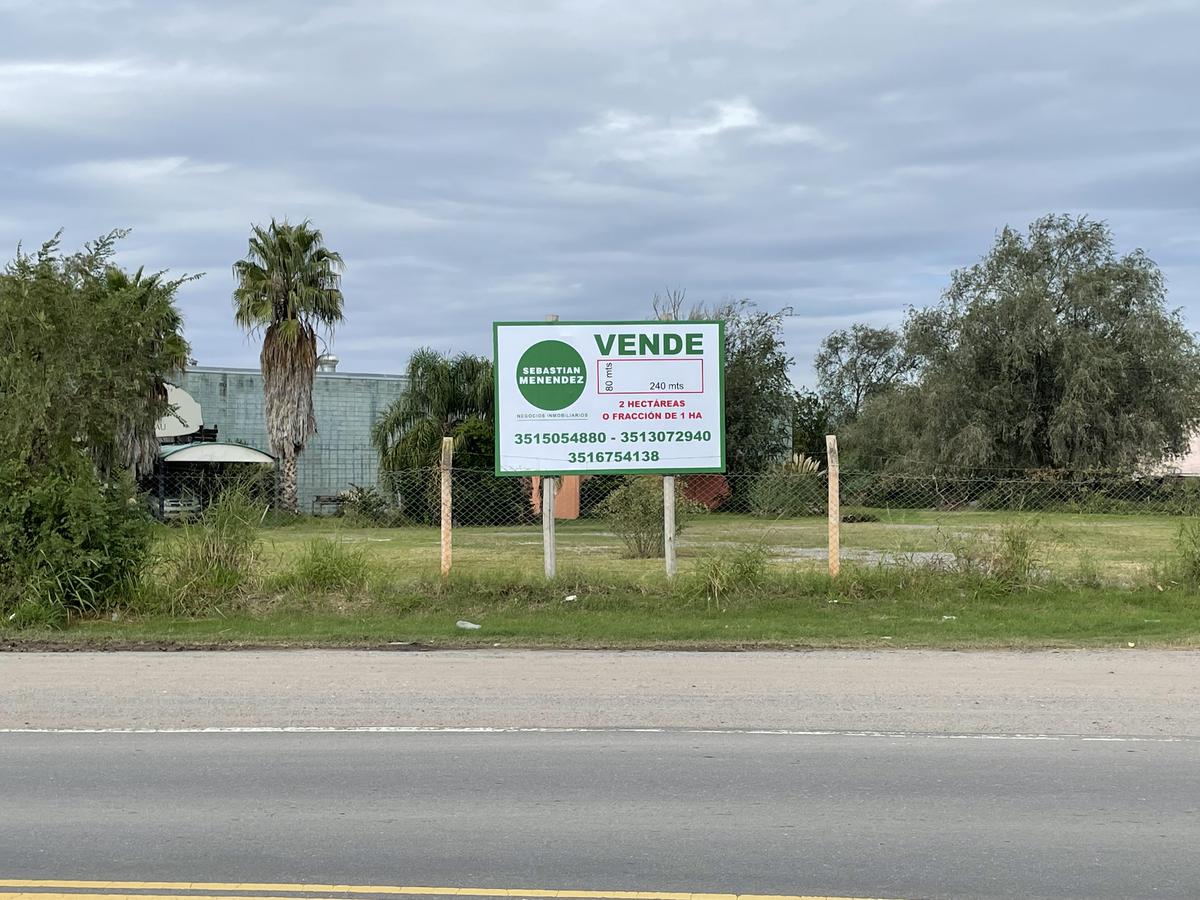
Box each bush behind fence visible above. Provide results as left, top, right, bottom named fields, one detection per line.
left=151, top=460, right=1200, bottom=525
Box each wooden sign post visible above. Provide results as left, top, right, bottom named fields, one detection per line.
left=663, top=475, right=677, bottom=579
left=542, top=476, right=557, bottom=579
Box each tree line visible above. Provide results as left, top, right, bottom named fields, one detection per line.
left=384, top=215, right=1200, bottom=489
left=4, top=212, right=1198, bottom=616
left=804, top=215, right=1200, bottom=473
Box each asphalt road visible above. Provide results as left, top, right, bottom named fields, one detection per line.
left=3, top=650, right=1199, bottom=899
left=3, top=729, right=1199, bottom=899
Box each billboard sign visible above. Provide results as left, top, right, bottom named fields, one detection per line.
left=493, top=320, right=725, bottom=475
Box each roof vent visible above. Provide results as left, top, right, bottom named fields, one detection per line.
left=317, top=354, right=340, bottom=373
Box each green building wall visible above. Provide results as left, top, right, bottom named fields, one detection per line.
left=176, top=366, right=407, bottom=512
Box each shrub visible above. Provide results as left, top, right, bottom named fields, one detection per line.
left=840, top=468, right=1200, bottom=516
left=1173, top=519, right=1200, bottom=589
left=292, top=539, right=370, bottom=592
left=0, top=453, right=151, bottom=623
left=597, top=476, right=704, bottom=558
left=840, top=511, right=880, bottom=523
left=930, top=519, right=1041, bottom=589
left=339, top=484, right=403, bottom=526
left=846, top=472, right=935, bottom=511
left=380, top=466, right=529, bottom=527
left=155, top=488, right=261, bottom=614
left=749, top=454, right=824, bottom=518
left=380, top=469, right=435, bottom=523
left=452, top=468, right=530, bottom=526
left=694, top=543, right=771, bottom=605
left=579, top=474, right=627, bottom=517
left=1, top=232, right=191, bottom=623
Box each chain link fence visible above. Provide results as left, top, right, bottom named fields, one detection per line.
left=146, top=447, right=1200, bottom=585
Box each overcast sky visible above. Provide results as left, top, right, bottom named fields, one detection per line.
left=3, top=0, right=1199, bottom=384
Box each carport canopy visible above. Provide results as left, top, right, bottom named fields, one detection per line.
left=159, top=442, right=275, bottom=464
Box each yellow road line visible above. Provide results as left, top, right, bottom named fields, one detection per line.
left=0, top=896, right=718, bottom=900
left=0, top=883, right=898, bottom=900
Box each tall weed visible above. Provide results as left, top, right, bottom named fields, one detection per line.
left=1173, top=518, right=1200, bottom=588
left=153, top=489, right=262, bottom=614
left=931, top=519, right=1042, bottom=589
left=692, top=542, right=772, bottom=607
left=291, top=539, right=371, bottom=592
left=0, top=456, right=151, bottom=622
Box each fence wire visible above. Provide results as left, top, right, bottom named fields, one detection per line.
left=149, top=463, right=1200, bottom=520
left=146, top=458, right=1200, bottom=584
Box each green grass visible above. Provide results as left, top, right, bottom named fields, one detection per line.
left=247, top=509, right=1180, bottom=585
left=14, top=571, right=1200, bottom=649
left=5, top=509, right=1199, bottom=649
left=8, top=563, right=1200, bottom=650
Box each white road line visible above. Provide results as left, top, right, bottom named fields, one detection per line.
left=0, top=725, right=1192, bottom=742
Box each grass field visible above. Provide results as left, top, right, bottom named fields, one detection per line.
left=254, top=509, right=1180, bottom=585
left=5, top=508, right=1198, bottom=649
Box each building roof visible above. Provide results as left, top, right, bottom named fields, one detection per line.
left=186, top=365, right=407, bottom=382
left=159, top=442, right=276, bottom=464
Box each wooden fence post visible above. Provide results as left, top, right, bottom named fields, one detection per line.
left=440, top=436, right=453, bottom=577
left=826, top=434, right=840, bottom=578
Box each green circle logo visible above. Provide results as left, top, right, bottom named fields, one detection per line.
left=516, top=340, right=587, bottom=410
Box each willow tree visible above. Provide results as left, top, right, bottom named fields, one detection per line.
left=233, top=219, right=344, bottom=513
left=851, top=215, right=1200, bottom=470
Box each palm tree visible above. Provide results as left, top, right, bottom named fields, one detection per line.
left=106, top=266, right=192, bottom=479
left=233, top=219, right=344, bottom=514
left=372, top=348, right=493, bottom=471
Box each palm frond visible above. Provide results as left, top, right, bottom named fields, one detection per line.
left=232, top=218, right=345, bottom=508
left=373, top=349, right=495, bottom=472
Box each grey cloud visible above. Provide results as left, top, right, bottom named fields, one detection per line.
left=2, top=0, right=1198, bottom=386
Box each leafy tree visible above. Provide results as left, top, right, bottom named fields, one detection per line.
left=655, top=297, right=795, bottom=477
left=792, top=388, right=831, bottom=458
left=2, top=231, right=192, bottom=480
left=853, top=215, right=1200, bottom=470
left=445, top=417, right=529, bottom=525
left=233, top=219, right=345, bottom=514
left=372, top=348, right=493, bottom=471
left=815, top=323, right=912, bottom=424
left=714, top=301, right=796, bottom=475
left=0, top=232, right=188, bottom=617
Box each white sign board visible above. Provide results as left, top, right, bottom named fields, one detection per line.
left=493, top=320, right=725, bottom=475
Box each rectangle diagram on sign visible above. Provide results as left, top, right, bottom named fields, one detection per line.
left=597, top=357, right=704, bottom=394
